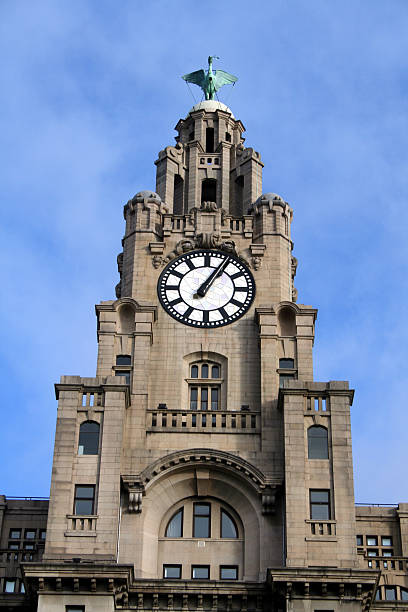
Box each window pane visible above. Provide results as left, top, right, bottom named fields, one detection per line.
left=9, top=543, right=19, bottom=550
left=385, top=587, right=396, bottom=601
left=211, top=388, right=219, bottom=410
left=192, top=566, right=209, bottom=579
left=5, top=580, right=15, bottom=593
left=201, top=388, right=208, bottom=410
left=163, top=565, right=181, bottom=579
left=191, top=365, right=198, bottom=378
left=40, top=530, right=46, bottom=540
left=190, top=388, right=198, bottom=410
left=279, top=358, right=294, bottom=368
left=367, top=536, right=378, bottom=546
left=165, top=509, right=183, bottom=537
left=194, top=504, right=210, bottom=515
left=201, top=364, right=209, bottom=378
left=308, top=426, right=328, bottom=459
left=20, top=582, right=25, bottom=593
left=381, top=536, right=392, bottom=546
left=310, top=490, right=329, bottom=503
left=75, top=499, right=94, bottom=515
left=194, top=517, right=210, bottom=537
left=24, top=543, right=34, bottom=550
left=401, top=588, right=408, bottom=601
left=356, top=535, right=363, bottom=546
left=211, top=365, right=220, bottom=378
left=382, top=550, right=393, bottom=557
left=9, top=530, right=21, bottom=539
left=76, top=486, right=94, bottom=499
left=221, top=510, right=238, bottom=538
left=25, top=530, right=36, bottom=539
left=311, top=504, right=329, bottom=520
left=220, top=566, right=237, bottom=580
left=367, top=549, right=378, bottom=557
left=116, top=354, right=131, bottom=365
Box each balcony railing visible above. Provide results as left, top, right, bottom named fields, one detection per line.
left=365, top=555, right=408, bottom=572
left=306, top=519, right=337, bottom=536
left=66, top=515, right=97, bottom=532
left=147, top=409, right=260, bottom=433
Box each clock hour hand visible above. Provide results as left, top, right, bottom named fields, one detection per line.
left=195, top=257, right=230, bottom=298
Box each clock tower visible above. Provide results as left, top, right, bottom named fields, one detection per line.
left=24, top=88, right=381, bottom=611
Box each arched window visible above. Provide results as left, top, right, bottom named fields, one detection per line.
left=308, top=426, right=328, bottom=459
left=189, top=362, right=221, bottom=410
left=78, top=421, right=100, bottom=455
left=173, top=174, right=184, bottom=215
left=221, top=510, right=238, bottom=538
left=165, top=508, right=183, bottom=537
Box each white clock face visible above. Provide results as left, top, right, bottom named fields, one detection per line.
left=157, top=250, right=255, bottom=328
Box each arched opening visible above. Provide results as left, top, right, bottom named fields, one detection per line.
left=201, top=179, right=217, bottom=204
left=78, top=421, right=100, bottom=455
left=278, top=306, right=296, bottom=336
left=118, top=304, right=134, bottom=334
left=173, top=174, right=184, bottom=215
left=308, top=425, right=329, bottom=459
left=206, top=127, right=214, bottom=153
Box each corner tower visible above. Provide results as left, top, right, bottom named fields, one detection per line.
left=23, top=67, right=380, bottom=612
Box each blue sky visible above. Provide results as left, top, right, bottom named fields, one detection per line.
left=1, top=1, right=407, bottom=503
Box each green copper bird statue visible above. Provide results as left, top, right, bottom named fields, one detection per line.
left=182, top=56, right=238, bottom=101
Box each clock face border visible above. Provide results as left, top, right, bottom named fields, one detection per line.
left=157, top=249, right=256, bottom=328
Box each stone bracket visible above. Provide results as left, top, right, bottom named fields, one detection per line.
left=122, top=477, right=145, bottom=513
left=261, top=486, right=278, bottom=515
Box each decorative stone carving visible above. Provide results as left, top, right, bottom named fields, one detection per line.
left=261, top=487, right=277, bottom=515
left=200, top=201, right=218, bottom=212
left=115, top=585, right=129, bottom=606
left=128, top=488, right=143, bottom=513
left=163, top=235, right=240, bottom=265
left=152, top=255, right=162, bottom=269
left=252, top=256, right=262, bottom=271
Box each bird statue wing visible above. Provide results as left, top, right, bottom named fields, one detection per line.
left=182, top=69, right=206, bottom=87
left=213, top=69, right=238, bottom=90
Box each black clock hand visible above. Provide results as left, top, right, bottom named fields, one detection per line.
left=196, top=257, right=230, bottom=298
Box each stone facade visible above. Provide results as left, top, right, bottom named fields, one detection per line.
left=1, top=98, right=404, bottom=610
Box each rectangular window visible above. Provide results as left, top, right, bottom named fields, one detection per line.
left=211, top=388, right=219, bottom=410
left=279, top=373, right=295, bottom=388
left=367, top=549, right=378, bottom=557
left=24, top=543, right=34, bottom=550
left=310, top=490, right=330, bottom=520
left=382, top=550, right=393, bottom=557
left=24, top=529, right=36, bottom=539
left=66, top=607, right=85, bottom=612
left=74, top=485, right=95, bottom=515
left=8, top=543, right=19, bottom=550
left=163, top=564, right=182, bottom=579
left=220, top=565, right=238, bottom=580
left=40, top=529, right=46, bottom=540
left=193, top=503, right=211, bottom=538
left=381, top=536, right=392, bottom=546
left=190, top=388, right=198, bottom=410
left=366, top=536, right=378, bottom=546
left=201, top=388, right=208, bottom=410
left=4, top=580, right=16, bottom=593
left=115, top=370, right=130, bottom=385
left=9, top=529, right=21, bottom=539
left=20, top=582, right=25, bottom=593
left=192, top=565, right=210, bottom=579
left=356, top=535, right=363, bottom=546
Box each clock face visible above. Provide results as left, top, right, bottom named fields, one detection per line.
left=157, top=250, right=255, bottom=328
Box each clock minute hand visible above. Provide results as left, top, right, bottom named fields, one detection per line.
left=196, top=257, right=230, bottom=298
